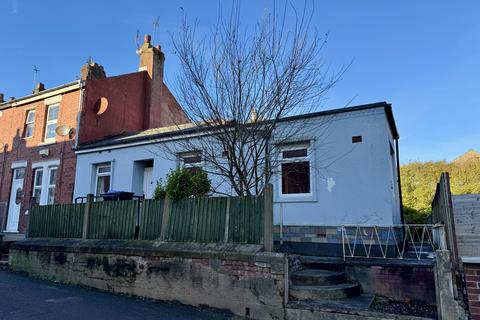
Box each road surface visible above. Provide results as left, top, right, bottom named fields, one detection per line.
left=0, top=269, right=232, bottom=320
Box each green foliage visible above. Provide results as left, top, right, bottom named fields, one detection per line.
left=401, top=150, right=480, bottom=223
left=153, top=167, right=211, bottom=201
left=153, top=178, right=166, bottom=200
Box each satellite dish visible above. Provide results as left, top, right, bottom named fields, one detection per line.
left=55, top=125, right=71, bottom=137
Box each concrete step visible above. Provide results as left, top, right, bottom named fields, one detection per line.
left=291, top=269, right=345, bottom=286
left=290, top=282, right=361, bottom=300
left=300, top=256, right=345, bottom=271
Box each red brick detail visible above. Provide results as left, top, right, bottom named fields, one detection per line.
left=0, top=89, right=80, bottom=232
left=465, top=263, right=480, bottom=319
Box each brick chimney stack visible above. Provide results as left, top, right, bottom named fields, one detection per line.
left=0, top=93, right=4, bottom=103
left=138, top=34, right=165, bottom=129
left=32, top=82, right=45, bottom=94
left=80, top=61, right=107, bottom=81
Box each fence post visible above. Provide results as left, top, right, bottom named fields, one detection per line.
left=223, top=197, right=231, bottom=243
left=263, top=184, right=273, bottom=252
left=25, top=197, right=36, bottom=238
left=159, top=195, right=171, bottom=241
left=82, top=194, right=94, bottom=239
left=434, top=250, right=458, bottom=319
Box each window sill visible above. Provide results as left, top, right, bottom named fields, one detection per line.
left=275, top=193, right=317, bottom=203
left=38, top=141, right=56, bottom=146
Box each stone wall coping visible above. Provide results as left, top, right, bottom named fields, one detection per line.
left=461, top=256, right=480, bottom=264
left=11, top=238, right=285, bottom=266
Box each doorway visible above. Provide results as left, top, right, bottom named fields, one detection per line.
left=5, top=168, right=25, bottom=232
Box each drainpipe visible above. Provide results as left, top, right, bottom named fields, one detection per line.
left=75, top=79, right=85, bottom=149
left=0, top=143, right=8, bottom=202
left=395, top=138, right=404, bottom=224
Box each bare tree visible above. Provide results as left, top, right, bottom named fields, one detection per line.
left=161, top=1, right=347, bottom=196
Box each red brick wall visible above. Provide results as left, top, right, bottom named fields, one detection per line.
left=78, top=71, right=189, bottom=145
left=465, top=263, right=480, bottom=320
left=0, top=89, right=80, bottom=232
left=78, top=72, right=148, bottom=144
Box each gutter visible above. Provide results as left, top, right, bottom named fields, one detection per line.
left=0, top=81, right=79, bottom=110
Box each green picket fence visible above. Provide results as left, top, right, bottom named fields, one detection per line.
left=88, top=200, right=138, bottom=239
left=28, top=203, right=84, bottom=238
left=27, top=194, right=265, bottom=244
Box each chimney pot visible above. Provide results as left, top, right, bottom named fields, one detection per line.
left=80, top=61, right=106, bottom=81
left=144, top=34, right=152, bottom=44
left=0, top=93, right=4, bottom=103
left=33, top=82, right=45, bottom=94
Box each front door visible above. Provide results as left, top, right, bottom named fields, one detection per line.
left=143, top=167, right=154, bottom=199
left=5, top=168, right=25, bottom=232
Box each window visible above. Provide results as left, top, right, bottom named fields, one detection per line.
left=95, top=164, right=111, bottom=196
left=44, top=104, right=59, bottom=142
left=179, top=152, right=203, bottom=174
left=31, top=160, right=60, bottom=205
left=24, top=110, right=36, bottom=138
left=47, top=167, right=57, bottom=204
left=280, top=144, right=311, bottom=195
left=32, top=169, right=43, bottom=204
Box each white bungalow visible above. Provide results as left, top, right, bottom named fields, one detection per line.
left=73, top=102, right=402, bottom=251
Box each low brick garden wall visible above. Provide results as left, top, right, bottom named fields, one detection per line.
left=9, top=239, right=287, bottom=320
left=465, top=262, right=480, bottom=320
left=344, top=259, right=436, bottom=304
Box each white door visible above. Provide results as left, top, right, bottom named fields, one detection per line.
left=6, top=168, right=25, bottom=232
left=143, top=167, right=154, bottom=199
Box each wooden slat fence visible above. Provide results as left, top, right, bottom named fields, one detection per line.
left=88, top=200, right=137, bottom=239
left=167, top=197, right=228, bottom=242
left=138, top=199, right=164, bottom=240
left=28, top=203, right=84, bottom=238
left=27, top=194, right=266, bottom=245
left=228, top=196, right=264, bottom=244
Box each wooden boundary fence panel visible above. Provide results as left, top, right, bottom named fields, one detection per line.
left=28, top=203, right=84, bottom=238
left=167, top=197, right=228, bottom=242
left=228, top=196, right=264, bottom=244
left=88, top=200, right=137, bottom=239
left=26, top=194, right=266, bottom=245
left=139, top=199, right=164, bottom=240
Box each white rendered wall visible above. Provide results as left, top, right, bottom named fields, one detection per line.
left=74, top=107, right=400, bottom=226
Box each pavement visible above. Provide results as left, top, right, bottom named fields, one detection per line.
left=0, top=269, right=233, bottom=320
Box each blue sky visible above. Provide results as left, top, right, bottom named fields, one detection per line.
left=1, top=0, right=479, bottom=164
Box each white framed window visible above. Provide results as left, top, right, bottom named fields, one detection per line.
left=44, top=104, right=59, bottom=142
left=95, top=163, right=111, bottom=196
left=279, top=143, right=312, bottom=196
left=179, top=151, right=203, bottom=174
left=24, top=109, right=36, bottom=138
left=32, top=168, right=43, bottom=204
left=32, top=166, right=58, bottom=204
left=47, top=167, right=57, bottom=204
left=31, top=160, right=60, bottom=205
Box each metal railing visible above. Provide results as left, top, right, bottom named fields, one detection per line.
left=341, top=224, right=445, bottom=260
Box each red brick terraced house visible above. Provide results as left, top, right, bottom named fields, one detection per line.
left=0, top=35, right=189, bottom=243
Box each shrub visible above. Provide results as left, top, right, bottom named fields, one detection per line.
left=153, top=167, right=211, bottom=201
